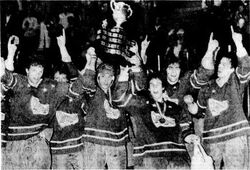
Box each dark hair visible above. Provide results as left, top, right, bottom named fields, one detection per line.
left=147, top=72, right=166, bottom=89
left=216, top=49, right=238, bottom=69
left=164, top=55, right=182, bottom=71
left=166, top=55, right=181, bottom=68
left=96, top=63, right=115, bottom=76
left=82, top=42, right=96, bottom=53
left=163, top=54, right=185, bottom=78
left=68, top=16, right=76, bottom=26
left=26, top=53, right=46, bottom=69
left=53, top=62, right=70, bottom=81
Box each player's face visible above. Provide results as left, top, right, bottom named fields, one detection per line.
left=149, top=78, right=164, bottom=102
left=166, top=63, right=181, bottom=84
left=26, top=65, right=44, bottom=85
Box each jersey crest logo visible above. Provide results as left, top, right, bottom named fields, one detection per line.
left=151, top=111, right=176, bottom=128
left=30, top=96, right=49, bottom=115
left=208, top=98, right=229, bottom=117
left=56, top=111, right=79, bottom=128
left=104, top=99, right=120, bottom=119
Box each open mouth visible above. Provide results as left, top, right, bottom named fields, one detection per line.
left=153, top=91, right=159, bottom=94
left=33, top=78, right=40, bottom=82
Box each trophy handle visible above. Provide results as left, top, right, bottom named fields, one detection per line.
left=110, top=0, right=116, bottom=12
left=125, top=4, right=133, bottom=18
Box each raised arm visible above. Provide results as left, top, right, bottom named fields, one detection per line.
left=57, top=29, right=71, bottom=63
left=201, top=32, right=220, bottom=71
left=112, top=52, right=147, bottom=108
left=190, top=32, right=219, bottom=89
left=231, top=26, right=250, bottom=83
left=5, top=36, right=19, bottom=72
left=69, top=47, right=97, bottom=98
left=57, top=29, right=78, bottom=81
left=140, top=35, right=150, bottom=65
left=1, top=36, right=19, bottom=88
left=184, top=33, right=220, bottom=117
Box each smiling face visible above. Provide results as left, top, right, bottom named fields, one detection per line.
left=96, top=64, right=115, bottom=92
left=26, top=65, right=44, bottom=85
left=97, top=72, right=114, bottom=92
left=217, top=57, right=232, bottom=79
left=149, top=78, right=164, bottom=102
left=166, top=62, right=181, bottom=84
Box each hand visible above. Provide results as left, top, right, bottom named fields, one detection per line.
left=129, top=40, right=139, bottom=54
left=162, top=91, right=170, bottom=101
left=184, top=95, right=194, bottom=105
left=57, top=28, right=66, bottom=47
left=118, top=65, right=129, bottom=82
left=6, top=35, right=19, bottom=71
left=231, top=25, right=242, bottom=45
left=141, top=35, right=150, bottom=52
left=102, top=19, right=108, bottom=29
left=163, top=91, right=179, bottom=104
left=86, top=47, right=97, bottom=68
left=104, top=99, right=112, bottom=113
left=188, top=103, right=198, bottom=115
left=231, top=25, right=248, bottom=58
left=57, top=29, right=73, bottom=62
left=184, top=134, right=200, bottom=144
left=184, top=95, right=198, bottom=115
left=127, top=55, right=141, bottom=67
left=128, top=55, right=142, bottom=73
left=207, top=32, right=219, bottom=53
left=140, top=35, right=150, bottom=64
left=8, top=35, right=19, bottom=56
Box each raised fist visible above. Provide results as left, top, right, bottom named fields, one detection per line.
left=8, top=35, right=19, bottom=56
left=102, top=19, right=108, bottom=29
left=184, top=95, right=194, bottom=104
left=86, top=47, right=97, bottom=67
left=129, top=40, right=139, bottom=54
left=141, top=35, right=150, bottom=52
left=207, top=32, right=219, bottom=53
left=231, top=25, right=242, bottom=46
left=140, top=35, right=150, bottom=64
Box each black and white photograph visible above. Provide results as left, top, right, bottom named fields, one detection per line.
left=0, top=0, right=250, bottom=169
